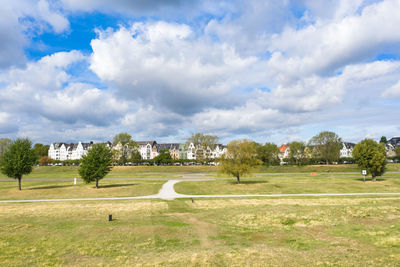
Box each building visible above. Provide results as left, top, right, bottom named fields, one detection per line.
left=340, top=142, right=355, bottom=158
left=48, top=141, right=93, bottom=160
left=278, top=144, right=290, bottom=163
left=137, top=141, right=157, bottom=160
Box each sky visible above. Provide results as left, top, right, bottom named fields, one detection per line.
left=0, top=0, right=400, bottom=145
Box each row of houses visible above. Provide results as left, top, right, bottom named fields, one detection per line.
left=48, top=137, right=400, bottom=162
left=48, top=141, right=227, bottom=161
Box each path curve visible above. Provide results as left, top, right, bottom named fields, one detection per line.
left=1, top=179, right=400, bottom=203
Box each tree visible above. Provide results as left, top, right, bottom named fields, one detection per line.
left=112, top=133, right=139, bottom=164
left=219, top=139, right=262, bottom=183
left=39, top=156, right=53, bottom=165
left=288, top=141, right=306, bottom=165
left=255, top=142, right=280, bottom=165
left=379, top=136, right=387, bottom=144
left=395, top=146, right=400, bottom=158
left=154, top=149, right=172, bottom=165
left=187, top=133, right=219, bottom=160
left=309, top=131, right=342, bottom=164
left=0, top=138, right=12, bottom=162
left=33, top=143, right=50, bottom=160
left=0, top=138, right=36, bottom=190
left=113, top=132, right=132, bottom=145
left=79, top=143, right=112, bottom=188
left=352, top=139, right=386, bottom=181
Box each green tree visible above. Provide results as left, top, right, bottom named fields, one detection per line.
left=255, top=142, right=280, bottom=165
left=0, top=138, right=36, bottom=190
left=113, top=132, right=132, bottom=145
left=33, top=143, right=50, bottom=160
left=309, top=131, right=342, bottom=164
left=0, top=138, right=12, bottom=162
left=79, top=143, right=112, bottom=188
left=352, top=139, right=386, bottom=181
left=379, top=136, right=387, bottom=144
left=289, top=141, right=306, bottom=165
left=219, top=139, right=262, bottom=183
left=129, top=150, right=142, bottom=164
left=395, top=146, right=400, bottom=158
left=187, top=133, right=219, bottom=160
left=112, top=133, right=139, bottom=164
left=154, top=149, right=172, bottom=165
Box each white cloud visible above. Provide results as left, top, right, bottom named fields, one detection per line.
left=383, top=80, right=400, bottom=97
left=0, top=51, right=128, bottom=127
left=90, top=21, right=263, bottom=114
left=0, top=112, right=18, bottom=134
left=0, top=0, right=70, bottom=68
left=268, top=0, right=400, bottom=76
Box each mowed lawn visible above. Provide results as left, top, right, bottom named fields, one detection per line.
left=0, top=180, right=164, bottom=200
left=175, top=173, right=400, bottom=195
left=0, top=197, right=399, bottom=266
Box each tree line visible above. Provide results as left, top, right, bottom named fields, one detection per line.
left=0, top=131, right=394, bottom=189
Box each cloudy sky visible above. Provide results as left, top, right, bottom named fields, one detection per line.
left=0, top=0, right=399, bottom=145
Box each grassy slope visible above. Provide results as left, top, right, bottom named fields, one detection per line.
left=0, top=198, right=399, bottom=266
left=0, top=180, right=164, bottom=200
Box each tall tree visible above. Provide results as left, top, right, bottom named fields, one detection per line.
left=395, top=146, right=400, bottom=158
left=187, top=133, right=219, bottom=160
left=289, top=141, right=306, bottom=165
left=0, top=138, right=12, bottom=162
left=309, top=131, right=342, bottom=164
left=33, top=143, right=50, bottom=160
left=219, top=139, right=262, bottom=183
left=79, top=143, right=112, bottom=188
left=379, top=136, right=387, bottom=144
left=255, top=142, right=280, bottom=165
left=113, top=132, right=132, bottom=145
left=154, top=149, right=172, bottom=165
left=0, top=138, right=36, bottom=190
left=112, top=133, right=139, bottom=164
left=353, top=139, right=386, bottom=181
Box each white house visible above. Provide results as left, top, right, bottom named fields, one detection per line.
left=48, top=142, right=93, bottom=160
left=340, top=142, right=355, bottom=158
left=137, top=141, right=157, bottom=160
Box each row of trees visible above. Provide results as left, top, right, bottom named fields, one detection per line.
left=254, top=131, right=344, bottom=166
left=0, top=134, right=392, bottom=189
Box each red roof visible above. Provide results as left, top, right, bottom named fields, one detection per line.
left=278, top=144, right=288, bottom=153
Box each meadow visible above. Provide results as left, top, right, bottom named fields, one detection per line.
left=1, top=163, right=399, bottom=179
left=0, top=164, right=399, bottom=266
left=0, top=197, right=399, bottom=266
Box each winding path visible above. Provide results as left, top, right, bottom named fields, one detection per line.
left=1, top=179, right=400, bottom=203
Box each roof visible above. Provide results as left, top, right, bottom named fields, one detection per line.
left=137, top=141, right=157, bottom=146
left=156, top=143, right=180, bottom=150
left=278, top=144, right=288, bottom=153
left=342, top=142, right=355, bottom=149
left=388, top=137, right=400, bottom=146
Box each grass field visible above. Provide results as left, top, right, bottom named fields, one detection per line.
left=175, top=173, right=400, bottom=195
left=0, top=197, right=399, bottom=266
left=0, top=164, right=399, bottom=179
left=0, top=180, right=164, bottom=200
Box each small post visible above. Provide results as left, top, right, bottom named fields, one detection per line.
left=362, top=170, right=367, bottom=182
left=191, top=198, right=194, bottom=203
left=74, top=178, right=77, bottom=185
left=108, top=214, right=112, bottom=221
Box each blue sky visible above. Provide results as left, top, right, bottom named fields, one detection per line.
left=0, top=0, right=400, bottom=145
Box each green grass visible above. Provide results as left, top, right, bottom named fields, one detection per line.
left=175, top=172, right=400, bottom=195
left=0, top=164, right=398, bottom=179
left=0, top=197, right=399, bottom=266
left=0, top=180, right=164, bottom=200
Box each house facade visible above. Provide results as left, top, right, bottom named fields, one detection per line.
left=340, top=142, right=355, bottom=158
left=48, top=141, right=93, bottom=160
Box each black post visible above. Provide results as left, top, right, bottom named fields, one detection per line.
left=108, top=214, right=112, bottom=221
